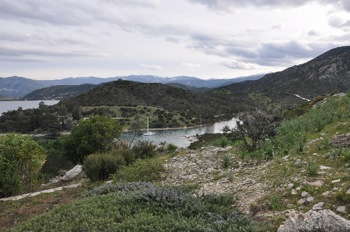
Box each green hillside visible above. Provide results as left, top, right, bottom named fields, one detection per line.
left=22, top=84, right=96, bottom=100
left=63, top=80, right=255, bottom=127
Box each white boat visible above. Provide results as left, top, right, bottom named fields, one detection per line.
left=143, top=117, right=155, bottom=136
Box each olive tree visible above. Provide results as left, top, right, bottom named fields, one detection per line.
left=0, top=133, right=47, bottom=197
left=233, top=110, right=278, bottom=151
left=62, top=115, right=122, bottom=164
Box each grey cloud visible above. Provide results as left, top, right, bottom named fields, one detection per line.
left=189, top=0, right=350, bottom=11
left=187, top=30, right=338, bottom=67
left=328, top=16, right=350, bottom=29
left=101, top=0, right=160, bottom=8
left=0, top=31, right=30, bottom=42
left=140, top=64, right=162, bottom=70
left=189, top=0, right=312, bottom=11
left=220, top=60, right=254, bottom=70
left=0, top=0, right=110, bottom=26
left=0, top=44, right=104, bottom=63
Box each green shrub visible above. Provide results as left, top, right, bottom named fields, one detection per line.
left=335, top=187, right=350, bottom=204
left=214, top=137, right=230, bottom=148
left=132, top=140, right=157, bottom=159
left=114, top=158, right=164, bottom=183
left=307, top=160, right=318, bottom=177
left=62, top=115, right=122, bottom=164
left=167, top=143, right=178, bottom=153
left=265, top=194, right=281, bottom=211
left=0, top=134, right=46, bottom=197
left=221, top=155, right=231, bottom=169
left=83, top=152, right=125, bottom=181
left=342, top=149, right=350, bottom=162
left=37, top=138, right=74, bottom=179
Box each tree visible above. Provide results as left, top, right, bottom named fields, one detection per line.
left=233, top=110, right=278, bottom=151
left=0, top=134, right=47, bottom=197
left=62, top=115, right=122, bottom=164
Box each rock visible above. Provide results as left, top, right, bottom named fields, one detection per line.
left=312, top=202, right=324, bottom=211
left=322, top=191, right=331, bottom=196
left=336, top=206, right=347, bottom=213
left=295, top=159, right=302, bottom=166
left=308, top=180, right=324, bottom=187
left=320, top=165, right=332, bottom=170
left=58, top=170, right=67, bottom=176
left=277, top=209, right=350, bottom=232
left=287, top=204, right=294, bottom=209
left=291, top=189, right=298, bottom=195
left=332, top=179, right=341, bottom=183
left=301, top=191, right=310, bottom=197
left=347, top=188, right=350, bottom=194
left=306, top=196, right=314, bottom=203
left=60, top=165, right=83, bottom=181
left=332, top=133, right=350, bottom=148
left=287, top=183, right=294, bottom=189
left=297, top=199, right=306, bottom=205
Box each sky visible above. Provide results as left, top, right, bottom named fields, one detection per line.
left=0, top=0, right=349, bottom=80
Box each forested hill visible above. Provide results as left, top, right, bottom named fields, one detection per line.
left=63, top=80, right=253, bottom=122
left=22, top=84, right=96, bottom=100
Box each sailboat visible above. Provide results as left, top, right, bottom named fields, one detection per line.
left=143, top=117, right=155, bottom=136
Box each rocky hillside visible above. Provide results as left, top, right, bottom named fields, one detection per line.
left=218, top=46, right=350, bottom=107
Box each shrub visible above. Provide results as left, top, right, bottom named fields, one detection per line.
left=62, top=115, right=122, bottom=164
left=167, top=143, right=178, bottom=153
left=342, top=149, right=350, bottom=162
left=13, top=183, right=264, bottom=231
left=114, top=158, right=164, bottom=183
left=221, top=155, right=231, bottom=169
left=307, top=160, right=318, bottom=177
left=0, top=134, right=46, bottom=197
left=38, top=138, right=74, bottom=180
left=132, top=140, right=157, bottom=159
left=111, top=141, right=136, bottom=165
left=214, top=137, right=230, bottom=148
left=83, top=152, right=125, bottom=181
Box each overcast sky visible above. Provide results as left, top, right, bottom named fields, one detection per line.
left=0, top=0, right=349, bottom=80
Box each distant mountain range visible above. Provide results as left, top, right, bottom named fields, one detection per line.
left=0, top=74, right=264, bottom=98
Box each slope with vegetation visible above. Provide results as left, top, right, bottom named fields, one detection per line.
left=216, top=46, right=350, bottom=108
left=1, top=92, right=350, bottom=231
left=22, top=84, right=96, bottom=100
left=62, top=80, right=253, bottom=127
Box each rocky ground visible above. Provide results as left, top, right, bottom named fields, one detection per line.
left=161, top=145, right=350, bottom=230
left=2, top=142, right=350, bottom=231
left=161, top=146, right=272, bottom=215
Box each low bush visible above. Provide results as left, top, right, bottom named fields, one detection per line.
left=113, top=158, right=164, bottom=183
left=37, top=138, right=74, bottom=180
left=132, top=140, right=157, bottom=159
left=83, top=152, right=125, bottom=181
left=11, top=183, right=264, bottom=231
left=167, top=143, right=178, bottom=154
left=307, top=160, right=318, bottom=177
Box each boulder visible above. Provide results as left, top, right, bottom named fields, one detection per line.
left=60, top=165, right=83, bottom=181
left=332, top=133, right=350, bottom=148
left=277, top=209, right=350, bottom=232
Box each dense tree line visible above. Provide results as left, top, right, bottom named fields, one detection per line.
left=0, top=102, right=81, bottom=134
